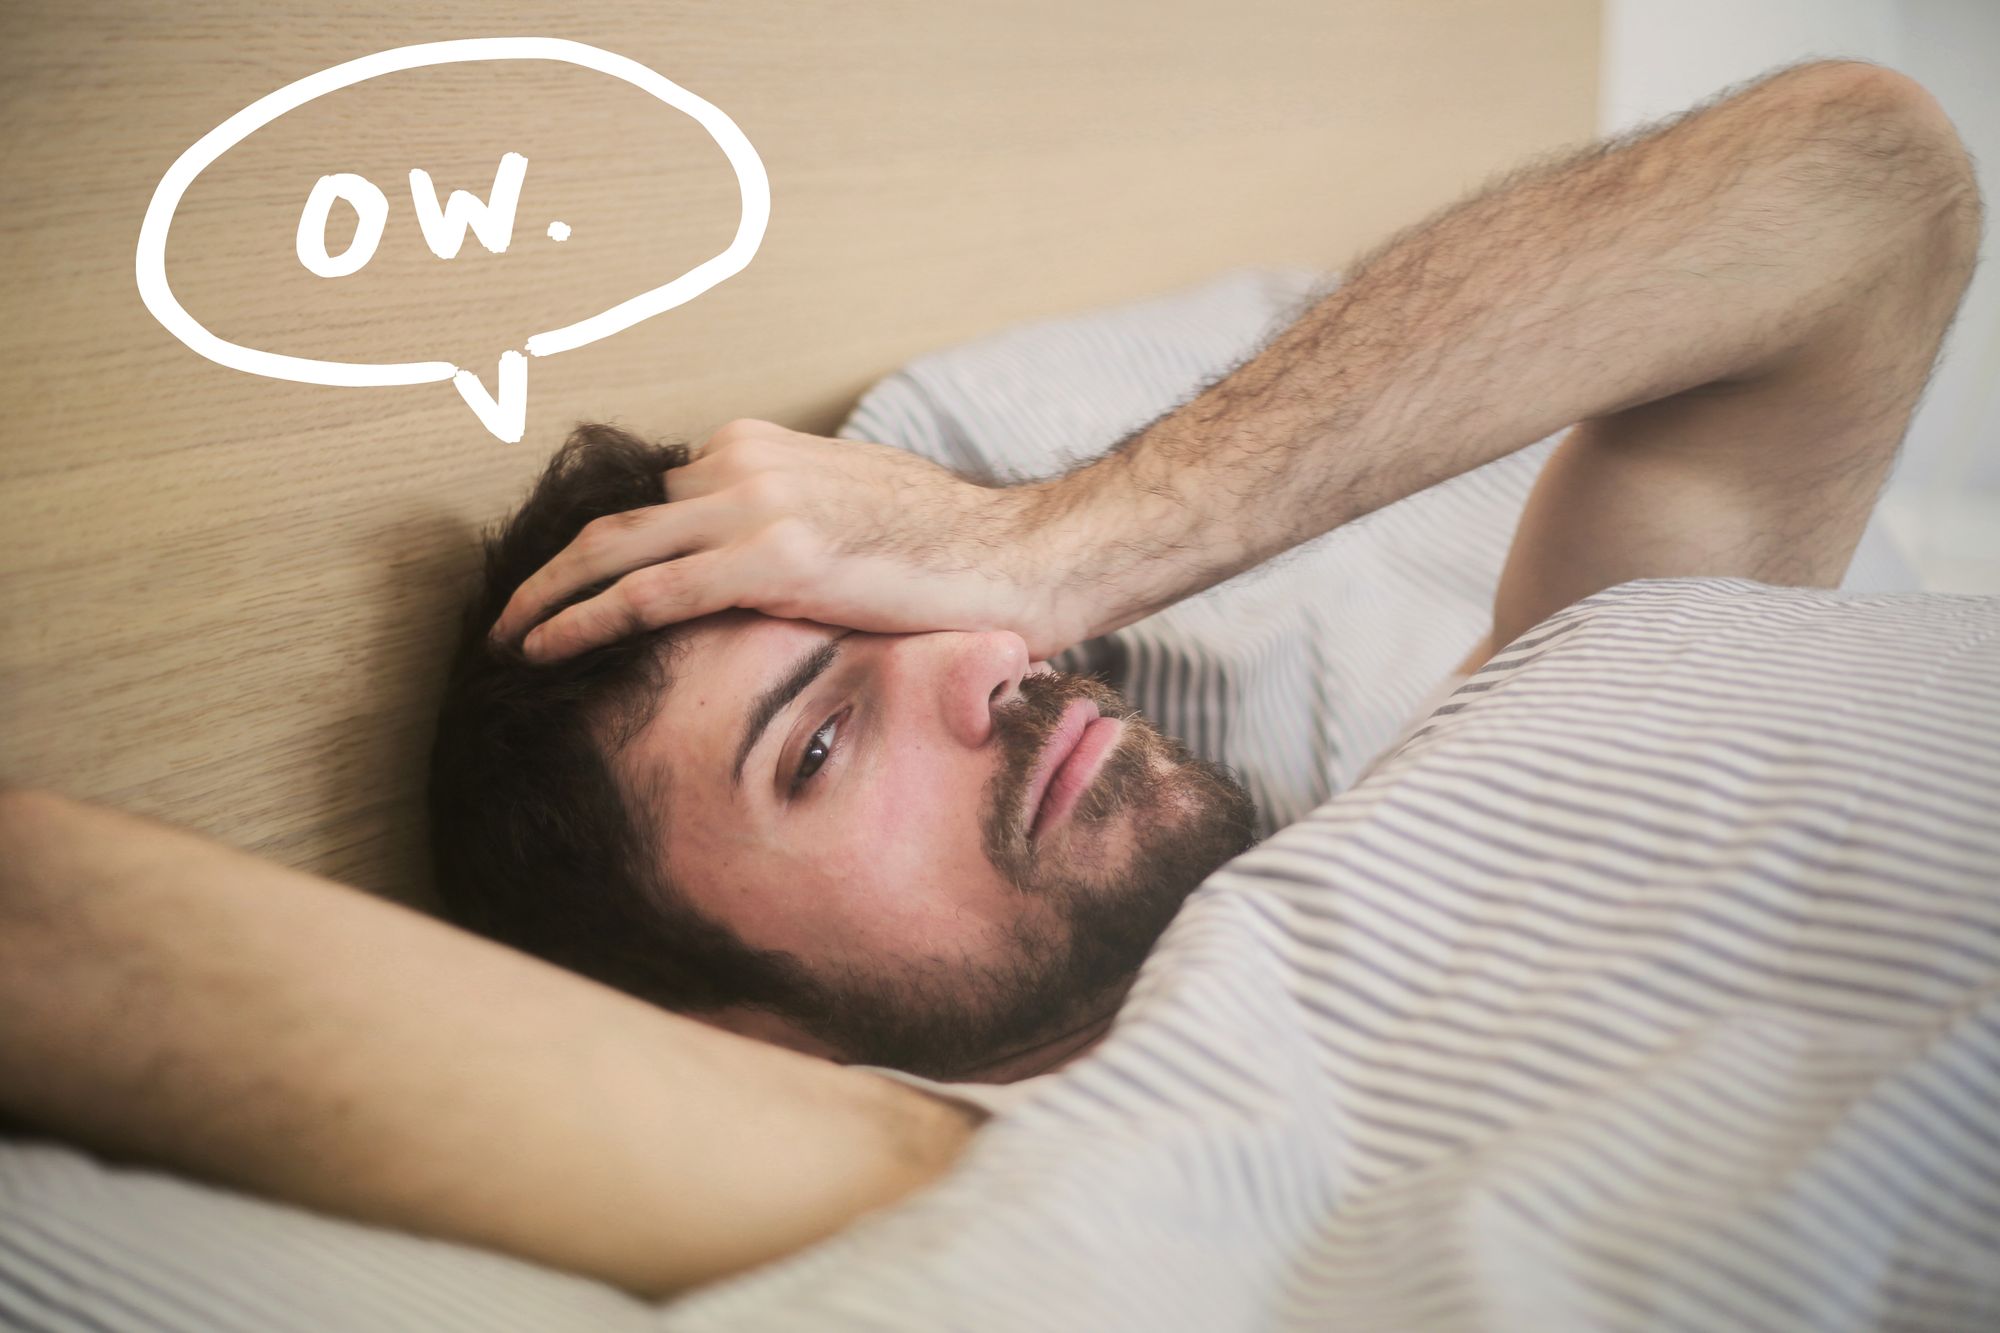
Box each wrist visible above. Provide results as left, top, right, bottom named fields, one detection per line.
left=1003, top=447, right=1229, bottom=656
left=993, top=478, right=1095, bottom=658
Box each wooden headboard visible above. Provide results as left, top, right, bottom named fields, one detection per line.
left=0, top=0, right=1596, bottom=906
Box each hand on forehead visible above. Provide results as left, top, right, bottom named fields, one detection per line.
left=494, top=419, right=1086, bottom=667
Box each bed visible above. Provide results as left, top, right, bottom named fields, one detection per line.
left=7, top=255, right=1992, bottom=1333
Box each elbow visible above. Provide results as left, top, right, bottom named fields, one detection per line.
left=1876, top=65, right=1982, bottom=315
left=1789, top=61, right=1980, bottom=252
left=0, top=786, right=41, bottom=901
left=1902, top=80, right=1983, bottom=289
left=0, top=783, right=55, bottom=828
left=0, top=787, right=74, bottom=906
left=0, top=783, right=36, bottom=851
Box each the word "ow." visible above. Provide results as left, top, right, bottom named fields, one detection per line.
left=296, top=152, right=527, bottom=277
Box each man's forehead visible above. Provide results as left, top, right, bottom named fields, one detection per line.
left=676, top=609, right=837, bottom=675
left=652, top=611, right=841, bottom=754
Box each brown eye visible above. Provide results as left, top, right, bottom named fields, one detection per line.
left=791, top=711, right=842, bottom=793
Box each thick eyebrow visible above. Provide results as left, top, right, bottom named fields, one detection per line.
left=731, top=633, right=847, bottom=793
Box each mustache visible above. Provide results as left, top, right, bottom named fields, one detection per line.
left=985, top=669, right=1137, bottom=840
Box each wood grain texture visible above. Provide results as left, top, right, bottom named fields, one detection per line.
left=0, top=0, right=1596, bottom=906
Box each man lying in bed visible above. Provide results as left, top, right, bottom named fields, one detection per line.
left=1, top=59, right=1988, bottom=1309
left=426, top=422, right=1263, bottom=1086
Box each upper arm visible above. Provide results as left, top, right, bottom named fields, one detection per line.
left=1479, top=103, right=1979, bottom=656
left=1482, top=383, right=1896, bottom=657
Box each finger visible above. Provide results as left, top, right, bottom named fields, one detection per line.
left=659, top=449, right=726, bottom=503
left=521, top=549, right=741, bottom=663
left=491, top=500, right=721, bottom=645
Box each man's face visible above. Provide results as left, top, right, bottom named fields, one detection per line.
left=621, top=611, right=1258, bottom=1079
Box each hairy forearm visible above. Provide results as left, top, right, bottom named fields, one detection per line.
left=1030, top=60, right=1976, bottom=640
left=0, top=790, right=978, bottom=1297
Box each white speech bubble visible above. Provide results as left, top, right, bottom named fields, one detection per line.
left=135, top=37, right=770, bottom=442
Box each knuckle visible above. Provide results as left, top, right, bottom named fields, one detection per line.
left=604, top=505, right=656, bottom=535
left=708, top=419, right=765, bottom=455
left=575, top=507, right=653, bottom=562
left=737, top=469, right=789, bottom=511
left=760, top=517, right=818, bottom=574
left=626, top=562, right=682, bottom=619
left=573, top=514, right=617, bottom=561
left=709, top=420, right=790, bottom=472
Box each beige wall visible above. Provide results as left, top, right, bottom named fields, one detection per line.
left=0, top=0, right=1597, bottom=905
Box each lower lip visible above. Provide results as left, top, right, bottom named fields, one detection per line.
left=1032, top=717, right=1122, bottom=839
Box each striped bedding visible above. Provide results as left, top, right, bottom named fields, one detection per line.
left=3, top=272, right=1989, bottom=1331
left=684, top=575, right=2000, bottom=1331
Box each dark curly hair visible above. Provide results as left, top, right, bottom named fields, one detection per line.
left=426, top=423, right=826, bottom=1019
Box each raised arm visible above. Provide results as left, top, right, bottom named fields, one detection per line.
left=0, top=788, right=980, bottom=1298
left=495, top=59, right=1977, bottom=665
left=1049, top=58, right=1978, bottom=654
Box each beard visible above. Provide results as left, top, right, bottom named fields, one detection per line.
left=770, top=668, right=1260, bottom=1082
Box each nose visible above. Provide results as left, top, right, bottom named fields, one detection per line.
left=934, top=630, right=1030, bottom=748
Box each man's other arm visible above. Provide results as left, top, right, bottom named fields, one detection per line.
left=1038, top=60, right=1980, bottom=656
left=0, top=788, right=980, bottom=1298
